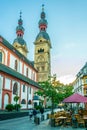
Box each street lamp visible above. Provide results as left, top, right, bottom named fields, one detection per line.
left=49, top=74, right=57, bottom=114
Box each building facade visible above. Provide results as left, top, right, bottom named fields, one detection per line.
left=73, top=62, right=87, bottom=97
left=0, top=13, right=40, bottom=110
left=34, top=5, right=52, bottom=82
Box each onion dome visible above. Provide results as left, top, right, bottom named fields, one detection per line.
left=36, top=31, right=50, bottom=41
left=13, top=12, right=26, bottom=46
left=13, top=37, right=26, bottom=46
left=13, top=12, right=28, bottom=57
left=36, top=4, right=50, bottom=41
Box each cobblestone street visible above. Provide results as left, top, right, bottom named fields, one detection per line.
left=0, top=115, right=86, bottom=130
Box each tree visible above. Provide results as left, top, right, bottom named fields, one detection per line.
left=14, top=95, right=20, bottom=111
left=35, top=78, right=73, bottom=114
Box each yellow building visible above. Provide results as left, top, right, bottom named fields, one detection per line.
left=34, top=5, right=52, bottom=82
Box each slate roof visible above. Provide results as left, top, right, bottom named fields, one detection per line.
left=0, top=35, right=36, bottom=71
left=13, top=37, right=27, bottom=46
left=0, top=63, right=40, bottom=89
left=36, top=31, right=50, bottom=41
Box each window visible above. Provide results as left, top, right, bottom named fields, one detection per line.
left=13, top=82, right=18, bottom=95
left=37, top=67, right=39, bottom=71
left=23, top=85, right=25, bottom=92
left=26, top=68, right=28, bottom=77
left=21, top=99, right=26, bottom=104
left=15, top=59, right=18, bottom=71
left=29, top=87, right=31, bottom=94
left=38, top=48, right=44, bottom=53
left=0, top=52, right=2, bottom=63
left=42, top=66, right=45, bottom=70
left=28, top=100, right=32, bottom=104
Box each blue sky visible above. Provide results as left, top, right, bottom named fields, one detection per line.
left=0, top=0, right=87, bottom=84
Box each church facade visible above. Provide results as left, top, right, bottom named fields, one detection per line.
left=34, top=5, right=51, bottom=82
left=0, top=13, right=40, bottom=110
left=0, top=5, right=51, bottom=110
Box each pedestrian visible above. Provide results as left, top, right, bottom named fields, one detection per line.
left=40, top=107, right=44, bottom=115
left=33, top=108, right=37, bottom=123
left=29, top=109, right=33, bottom=120
left=40, top=107, right=44, bottom=121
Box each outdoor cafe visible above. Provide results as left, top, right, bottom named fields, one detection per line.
left=49, top=93, right=87, bottom=129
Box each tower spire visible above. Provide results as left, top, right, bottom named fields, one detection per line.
left=13, top=12, right=28, bottom=57
left=16, top=11, right=24, bottom=37
left=42, top=4, right=44, bottom=12
left=39, top=4, right=47, bottom=31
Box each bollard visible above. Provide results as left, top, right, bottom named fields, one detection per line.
left=35, top=117, right=40, bottom=125
left=36, top=117, right=40, bottom=125
left=47, top=114, right=49, bottom=119
left=51, top=118, right=55, bottom=127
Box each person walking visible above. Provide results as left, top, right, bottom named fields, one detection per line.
left=40, top=107, right=44, bottom=121
left=29, top=109, right=33, bottom=120
left=33, top=108, right=37, bottom=123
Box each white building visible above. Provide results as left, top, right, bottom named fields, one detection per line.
left=73, top=62, right=87, bottom=97
left=0, top=13, right=40, bottom=110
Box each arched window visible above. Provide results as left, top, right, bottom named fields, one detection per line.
left=21, top=99, right=26, bottom=104
left=38, top=48, right=44, bottom=53
left=28, top=100, right=32, bottom=104
left=0, top=52, right=2, bottom=63
left=13, top=82, right=18, bottom=95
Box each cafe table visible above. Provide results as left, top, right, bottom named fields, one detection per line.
left=56, top=116, right=67, bottom=126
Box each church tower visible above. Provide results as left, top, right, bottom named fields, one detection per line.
left=34, top=5, right=52, bottom=82
left=13, top=12, right=28, bottom=57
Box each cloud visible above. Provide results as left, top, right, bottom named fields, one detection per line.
left=57, top=74, right=76, bottom=85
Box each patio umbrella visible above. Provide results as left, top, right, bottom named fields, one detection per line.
left=63, top=93, right=87, bottom=103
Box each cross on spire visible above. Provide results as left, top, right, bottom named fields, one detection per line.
left=42, top=4, right=44, bottom=11
left=20, top=11, right=22, bottom=19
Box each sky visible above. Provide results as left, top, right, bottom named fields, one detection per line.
left=0, top=0, right=87, bottom=84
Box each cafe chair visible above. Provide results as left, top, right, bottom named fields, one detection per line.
left=77, top=118, right=85, bottom=127
left=65, top=117, right=72, bottom=126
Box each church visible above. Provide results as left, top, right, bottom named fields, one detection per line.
left=0, top=5, right=51, bottom=110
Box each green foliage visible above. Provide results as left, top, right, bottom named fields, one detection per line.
left=5, top=104, right=14, bottom=111
left=14, top=95, right=20, bottom=104
left=35, top=105, right=42, bottom=110
left=14, top=104, right=21, bottom=111
left=35, top=78, right=73, bottom=114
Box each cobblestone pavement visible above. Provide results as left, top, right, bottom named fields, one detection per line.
left=0, top=109, right=87, bottom=130
left=0, top=116, right=86, bottom=130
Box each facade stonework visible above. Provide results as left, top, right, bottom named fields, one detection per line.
left=34, top=5, right=51, bottom=82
